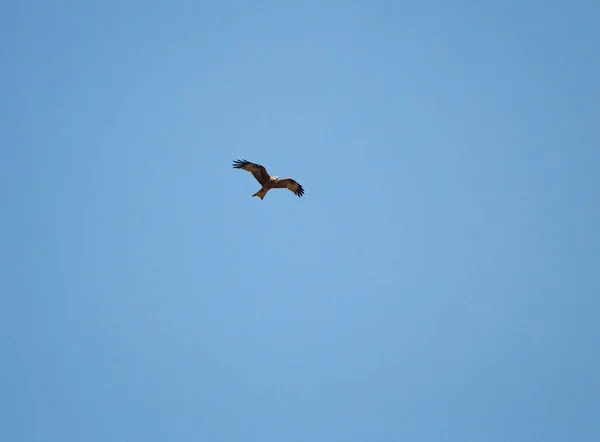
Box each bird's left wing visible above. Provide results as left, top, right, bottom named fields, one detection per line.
left=273, top=178, right=305, bottom=198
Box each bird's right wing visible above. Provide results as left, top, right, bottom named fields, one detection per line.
left=232, top=159, right=271, bottom=185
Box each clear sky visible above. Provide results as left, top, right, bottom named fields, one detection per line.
left=1, top=1, right=599, bottom=441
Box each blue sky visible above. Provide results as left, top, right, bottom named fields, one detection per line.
left=1, top=1, right=599, bottom=441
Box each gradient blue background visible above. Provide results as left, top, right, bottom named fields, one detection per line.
left=1, top=1, right=599, bottom=441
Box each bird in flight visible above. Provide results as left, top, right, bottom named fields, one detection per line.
left=232, top=159, right=305, bottom=200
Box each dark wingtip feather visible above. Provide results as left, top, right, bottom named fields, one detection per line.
left=232, top=159, right=249, bottom=169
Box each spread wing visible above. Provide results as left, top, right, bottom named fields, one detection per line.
left=232, top=159, right=270, bottom=185
left=272, top=178, right=305, bottom=198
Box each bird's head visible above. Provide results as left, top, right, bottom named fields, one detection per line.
left=271, top=176, right=279, bottom=180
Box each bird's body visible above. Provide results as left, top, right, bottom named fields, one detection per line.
left=253, top=176, right=279, bottom=199
left=232, top=159, right=304, bottom=200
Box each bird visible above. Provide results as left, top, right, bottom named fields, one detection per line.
left=232, top=159, right=305, bottom=200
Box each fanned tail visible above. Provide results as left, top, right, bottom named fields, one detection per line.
left=252, top=189, right=267, bottom=200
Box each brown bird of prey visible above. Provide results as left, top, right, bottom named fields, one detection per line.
left=232, top=159, right=305, bottom=200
